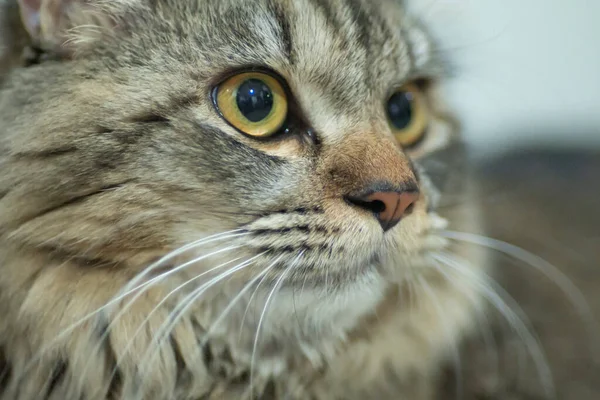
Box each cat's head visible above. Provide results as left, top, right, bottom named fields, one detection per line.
left=2, top=0, right=461, bottom=331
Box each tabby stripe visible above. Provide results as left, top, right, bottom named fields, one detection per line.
left=13, top=146, right=78, bottom=159
left=262, top=380, right=277, bottom=398
left=269, top=1, right=294, bottom=65
left=0, top=347, right=10, bottom=395
left=169, top=335, right=190, bottom=387
left=342, top=0, right=372, bottom=52
left=101, top=328, right=123, bottom=399
left=306, top=0, right=344, bottom=35
left=23, top=180, right=136, bottom=224
left=250, top=225, right=335, bottom=236
left=44, top=361, right=67, bottom=400
left=256, top=242, right=332, bottom=255
left=269, top=206, right=324, bottom=215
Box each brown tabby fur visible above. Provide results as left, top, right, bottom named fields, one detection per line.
left=0, top=0, right=487, bottom=398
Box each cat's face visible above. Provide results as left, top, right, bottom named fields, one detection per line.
left=1, top=0, right=458, bottom=329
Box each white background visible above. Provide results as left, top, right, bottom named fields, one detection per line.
left=409, top=0, right=600, bottom=157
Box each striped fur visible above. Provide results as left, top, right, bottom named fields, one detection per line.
left=0, top=0, right=486, bottom=398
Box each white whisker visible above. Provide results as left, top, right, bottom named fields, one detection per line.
left=299, top=268, right=310, bottom=300
left=441, top=229, right=600, bottom=357
left=238, top=264, right=273, bottom=343
left=201, top=255, right=283, bottom=347
left=101, top=256, right=246, bottom=386
left=432, top=252, right=556, bottom=398
left=249, top=251, right=303, bottom=400
left=324, top=267, right=329, bottom=298
left=17, top=231, right=246, bottom=384
left=106, top=243, right=246, bottom=320
left=118, top=235, right=248, bottom=307
left=429, top=257, right=501, bottom=386
left=122, top=230, right=246, bottom=292
left=416, top=275, right=463, bottom=400
left=73, top=244, right=246, bottom=390
left=141, top=253, right=266, bottom=372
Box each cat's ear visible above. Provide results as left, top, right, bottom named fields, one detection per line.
left=17, top=0, right=115, bottom=56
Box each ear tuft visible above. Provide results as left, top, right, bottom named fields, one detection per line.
left=17, top=0, right=116, bottom=57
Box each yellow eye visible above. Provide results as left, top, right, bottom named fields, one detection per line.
left=215, top=72, right=288, bottom=138
left=386, top=83, right=428, bottom=147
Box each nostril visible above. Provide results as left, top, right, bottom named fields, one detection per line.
left=345, top=197, right=387, bottom=214
left=368, top=200, right=386, bottom=214
left=345, top=189, right=419, bottom=232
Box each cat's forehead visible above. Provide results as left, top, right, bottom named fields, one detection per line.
left=183, top=0, right=429, bottom=91
left=167, top=0, right=433, bottom=124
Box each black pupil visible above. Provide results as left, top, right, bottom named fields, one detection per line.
left=236, top=79, right=274, bottom=122
left=387, top=91, right=413, bottom=130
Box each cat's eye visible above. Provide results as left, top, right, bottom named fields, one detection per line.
left=386, top=83, right=428, bottom=147
left=214, top=72, right=288, bottom=138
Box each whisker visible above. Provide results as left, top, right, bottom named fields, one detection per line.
left=73, top=244, right=246, bottom=389
left=238, top=264, right=273, bottom=343
left=106, top=242, right=246, bottom=322
left=432, top=252, right=556, bottom=398
left=101, top=256, right=246, bottom=388
left=80, top=232, right=247, bottom=336
left=441, top=229, right=600, bottom=358
left=249, top=251, right=303, bottom=400
left=429, top=257, right=501, bottom=389
left=119, top=232, right=249, bottom=302
left=299, top=269, right=310, bottom=300
left=435, top=251, right=534, bottom=373
left=17, top=231, right=246, bottom=385
left=416, top=276, right=463, bottom=400
left=324, top=265, right=330, bottom=300
left=201, top=255, right=284, bottom=347
left=405, top=277, right=416, bottom=316
left=291, top=281, right=304, bottom=335
left=140, top=253, right=266, bottom=372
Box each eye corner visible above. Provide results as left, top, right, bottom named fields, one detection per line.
left=210, top=85, right=222, bottom=115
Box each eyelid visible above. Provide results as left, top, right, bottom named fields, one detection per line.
left=211, top=66, right=291, bottom=95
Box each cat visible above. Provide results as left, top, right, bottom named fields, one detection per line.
left=0, top=0, right=489, bottom=398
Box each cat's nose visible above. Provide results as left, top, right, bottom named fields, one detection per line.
left=346, top=189, right=419, bottom=232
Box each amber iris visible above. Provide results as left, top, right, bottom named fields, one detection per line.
left=215, top=72, right=288, bottom=138
left=386, top=83, right=428, bottom=147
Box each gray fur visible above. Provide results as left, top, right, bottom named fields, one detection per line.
left=0, top=0, right=485, bottom=399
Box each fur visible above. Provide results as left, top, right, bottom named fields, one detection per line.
left=0, top=0, right=488, bottom=398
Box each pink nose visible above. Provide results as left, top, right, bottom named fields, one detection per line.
left=346, top=190, right=419, bottom=232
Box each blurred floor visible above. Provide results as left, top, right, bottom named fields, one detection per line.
left=440, top=148, right=600, bottom=399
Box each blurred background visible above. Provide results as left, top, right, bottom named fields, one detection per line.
left=411, top=0, right=600, bottom=156
left=409, top=1, right=600, bottom=398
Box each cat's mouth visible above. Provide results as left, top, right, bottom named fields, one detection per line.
left=232, top=208, right=442, bottom=289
